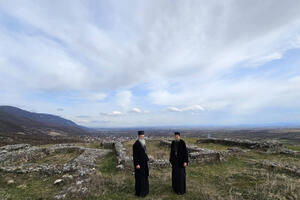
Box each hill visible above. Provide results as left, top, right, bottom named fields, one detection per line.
left=0, top=106, right=87, bottom=136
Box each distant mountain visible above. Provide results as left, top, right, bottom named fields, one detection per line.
left=0, top=106, right=88, bottom=136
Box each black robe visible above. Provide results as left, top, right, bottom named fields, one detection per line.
left=169, top=139, right=189, bottom=194
left=133, top=140, right=149, bottom=197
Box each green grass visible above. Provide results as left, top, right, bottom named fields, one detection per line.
left=84, top=150, right=300, bottom=200
left=194, top=142, right=229, bottom=151
left=180, top=137, right=199, bottom=144
left=180, top=137, right=229, bottom=151
left=287, top=145, right=300, bottom=151
left=244, top=151, right=300, bottom=167
left=1, top=140, right=300, bottom=200
left=0, top=172, right=60, bottom=200
left=86, top=150, right=136, bottom=200
left=38, top=144, right=54, bottom=148
left=123, top=140, right=170, bottom=160
left=96, top=150, right=118, bottom=175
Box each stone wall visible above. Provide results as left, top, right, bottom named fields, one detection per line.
left=0, top=144, right=31, bottom=152
left=248, top=159, right=300, bottom=177
left=189, top=152, right=222, bottom=163
left=159, top=140, right=172, bottom=147
left=196, top=138, right=299, bottom=155
left=197, top=138, right=279, bottom=150
left=114, top=140, right=173, bottom=170
left=99, top=140, right=115, bottom=149
left=114, top=142, right=132, bottom=170
left=0, top=144, right=111, bottom=175
left=0, top=143, right=112, bottom=200
left=148, top=159, right=170, bottom=168
left=160, top=139, right=224, bottom=163
left=0, top=145, right=46, bottom=165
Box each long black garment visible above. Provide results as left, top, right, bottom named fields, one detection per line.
left=133, top=140, right=149, bottom=197
left=169, top=139, right=189, bottom=194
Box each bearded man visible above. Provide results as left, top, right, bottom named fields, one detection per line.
left=133, top=130, right=149, bottom=197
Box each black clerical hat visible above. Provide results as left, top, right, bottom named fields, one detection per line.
left=174, top=132, right=180, bottom=135
left=138, top=130, right=144, bottom=135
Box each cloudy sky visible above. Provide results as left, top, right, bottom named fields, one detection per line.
left=1, top=0, right=300, bottom=127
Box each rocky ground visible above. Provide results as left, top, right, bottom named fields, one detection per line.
left=0, top=143, right=111, bottom=199
left=0, top=137, right=299, bottom=200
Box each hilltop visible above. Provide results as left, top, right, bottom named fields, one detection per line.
left=0, top=106, right=89, bottom=146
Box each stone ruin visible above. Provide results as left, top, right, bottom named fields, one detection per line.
left=112, top=140, right=173, bottom=170
left=111, top=139, right=225, bottom=170
left=1, top=138, right=299, bottom=198
left=194, top=138, right=300, bottom=175
left=247, top=159, right=300, bottom=177
left=114, top=141, right=131, bottom=170
left=159, top=140, right=224, bottom=164
left=0, top=143, right=111, bottom=175
left=196, top=138, right=300, bottom=156
left=0, top=143, right=111, bottom=199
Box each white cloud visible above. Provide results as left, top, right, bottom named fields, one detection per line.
left=111, top=111, right=122, bottom=116
left=185, top=105, right=205, bottom=112
left=115, top=91, right=132, bottom=108
left=1, top=1, right=300, bottom=126
left=84, top=93, right=107, bottom=101
left=129, top=108, right=142, bottom=113
left=1, top=0, right=300, bottom=92
left=167, top=105, right=205, bottom=112
left=100, top=110, right=123, bottom=116
left=167, top=107, right=183, bottom=112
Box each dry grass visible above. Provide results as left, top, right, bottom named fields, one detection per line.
left=85, top=140, right=300, bottom=200
left=194, top=142, right=229, bottom=151
left=85, top=152, right=300, bottom=200
left=32, top=150, right=81, bottom=164
left=73, top=142, right=102, bottom=149
left=244, top=151, right=300, bottom=167
left=39, top=143, right=102, bottom=149
left=1, top=140, right=300, bottom=200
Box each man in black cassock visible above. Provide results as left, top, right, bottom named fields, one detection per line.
left=133, top=130, right=149, bottom=197
left=169, top=132, right=189, bottom=195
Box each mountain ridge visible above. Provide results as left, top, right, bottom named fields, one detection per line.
left=0, top=105, right=88, bottom=136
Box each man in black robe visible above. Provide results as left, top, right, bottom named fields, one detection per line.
left=133, top=130, right=149, bottom=197
left=169, top=132, right=189, bottom=195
